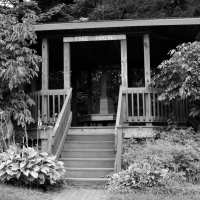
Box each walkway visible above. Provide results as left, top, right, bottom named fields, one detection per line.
left=54, top=189, right=109, bottom=200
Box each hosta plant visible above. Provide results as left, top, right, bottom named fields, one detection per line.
left=0, top=145, right=66, bottom=186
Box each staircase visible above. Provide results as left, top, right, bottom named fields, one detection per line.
left=59, top=127, right=116, bottom=183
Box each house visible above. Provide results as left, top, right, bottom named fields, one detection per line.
left=27, top=18, right=200, bottom=183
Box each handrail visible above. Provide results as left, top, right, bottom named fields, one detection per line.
left=50, top=88, right=72, bottom=159
left=114, top=86, right=124, bottom=173
left=116, top=86, right=123, bottom=126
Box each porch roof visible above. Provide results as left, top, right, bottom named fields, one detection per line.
left=34, top=18, right=200, bottom=32
left=35, top=18, right=200, bottom=75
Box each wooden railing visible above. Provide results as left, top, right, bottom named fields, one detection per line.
left=122, top=87, right=188, bottom=124
left=29, top=89, right=68, bottom=124
left=114, top=86, right=123, bottom=173
left=114, top=86, right=188, bottom=173
left=51, top=88, right=72, bottom=158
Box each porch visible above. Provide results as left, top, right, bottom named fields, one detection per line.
left=25, top=18, right=200, bottom=181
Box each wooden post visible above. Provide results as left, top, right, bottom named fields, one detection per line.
left=101, top=65, right=107, bottom=97
left=116, top=126, right=123, bottom=172
left=121, top=39, right=128, bottom=88
left=42, top=38, right=49, bottom=123
left=121, top=39, right=128, bottom=126
left=87, top=70, right=92, bottom=114
left=144, top=34, right=151, bottom=87
left=64, top=42, right=71, bottom=89
left=143, top=34, right=152, bottom=126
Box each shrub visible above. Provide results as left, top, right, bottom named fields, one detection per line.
left=108, top=128, right=200, bottom=193
left=108, top=159, right=169, bottom=193
left=0, top=145, right=66, bottom=186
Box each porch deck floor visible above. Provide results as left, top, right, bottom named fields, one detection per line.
left=54, top=189, right=109, bottom=200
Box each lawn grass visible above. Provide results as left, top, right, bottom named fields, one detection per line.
left=0, top=182, right=63, bottom=200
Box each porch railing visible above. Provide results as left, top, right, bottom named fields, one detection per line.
left=114, top=86, right=188, bottom=173
left=29, top=89, right=68, bottom=125
left=51, top=88, right=72, bottom=158
left=122, top=87, right=188, bottom=124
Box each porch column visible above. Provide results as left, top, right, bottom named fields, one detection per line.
left=64, top=42, right=71, bottom=89
left=121, top=38, right=128, bottom=126
left=144, top=34, right=151, bottom=87
left=143, top=34, right=152, bottom=126
left=120, top=39, right=128, bottom=87
left=42, top=38, right=49, bottom=123
left=63, top=42, right=71, bottom=118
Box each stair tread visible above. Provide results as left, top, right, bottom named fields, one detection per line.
left=70, top=126, right=115, bottom=129
left=65, top=167, right=114, bottom=170
left=65, top=141, right=114, bottom=143
left=62, top=149, right=115, bottom=151
left=68, top=133, right=114, bottom=135
left=60, top=158, right=115, bottom=161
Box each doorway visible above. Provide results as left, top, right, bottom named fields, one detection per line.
left=63, top=35, right=127, bottom=126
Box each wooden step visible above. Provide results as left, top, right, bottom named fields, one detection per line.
left=65, top=168, right=114, bottom=178
left=61, top=149, right=115, bottom=158
left=68, top=127, right=114, bottom=135
left=64, top=141, right=115, bottom=149
left=67, top=133, right=115, bottom=141
left=60, top=158, right=115, bottom=168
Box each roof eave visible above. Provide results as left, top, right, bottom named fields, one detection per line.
left=34, top=18, right=200, bottom=32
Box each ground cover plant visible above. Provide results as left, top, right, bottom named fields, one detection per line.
left=107, top=128, right=200, bottom=195
left=0, top=145, right=66, bottom=186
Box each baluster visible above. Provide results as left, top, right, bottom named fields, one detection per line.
left=153, top=92, right=156, bottom=121
left=34, top=92, right=37, bottom=122
left=38, top=92, right=40, bottom=119
left=47, top=94, right=50, bottom=124
left=131, top=92, right=134, bottom=121
left=125, top=89, right=129, bottom=122
left=53, top=91, right=55, bottom=121
left=142, top=92, right=145, bottom=121
left=137, top=92, right=140, bottom=121
left=156, top=94, right=160, bottom=122
left=42, top=94, right=45, bottom=123
left=58, top=92, right=61, bottom=114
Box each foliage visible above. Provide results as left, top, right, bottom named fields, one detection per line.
left=108, top=160, right=170, bottom=193
left=0, top=12, right=41, bottom=89
left=4, top=0, right=200, bottom=23
left=152, top=41, right=200, bottom=118
left=36, top=0, right=200, bottom=22
left=108, top=128, right=200, bottom=193
left=0, top=145, right=66, bottom=186
left=0, top=6, right=42, bottom=127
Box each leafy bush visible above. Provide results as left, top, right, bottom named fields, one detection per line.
left=0, top=145, right=66, bottom=186
left=152, top=41, right=200, bottom=118
left=108, top=160, right=169, bottom=193
left=108, top=128, right=200, bottom=193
